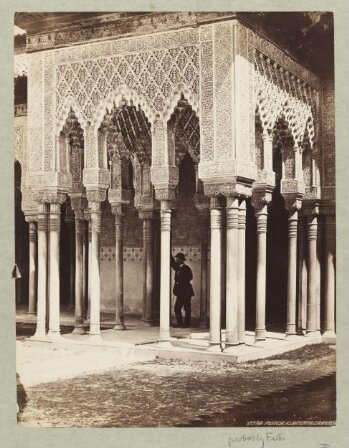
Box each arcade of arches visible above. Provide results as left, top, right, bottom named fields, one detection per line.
left=14, top=13, right=336, bottom=350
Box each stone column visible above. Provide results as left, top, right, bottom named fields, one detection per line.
left=323, top=213, right=336, bottom=339
left=252, top=191, right=271, bottom=341
left=297, top=215, right=307, bottom=335
left=112, top=205, right=126, bottom=330
left=285, top=204, right=300, bottom=336
left=65, top=214, right=75, bottom=310
left=238, top=199, right=247, bottom=344
left=27, top=218, right=37, bottom=315
left=208, top=197, right=223, bottom=350
left=72, top=211, right=85, bottom=334
left=87, top=218, right=92, bottom=320
left=33, top=203, right=48, bottom=339
left=89, top=200, right=102, bottom=337
left=225, top=196, right=239, bottom=349
left=306, top=208, right=321, bottom=336
left=140, top=211, right=154, bottom=325
left=159, top=200, right=172, bottom=341
left=198, top=210, right=209, bottom=328
left=82, top=219, right=88, bottom=319
left=48, top=197, right=65, bottom=340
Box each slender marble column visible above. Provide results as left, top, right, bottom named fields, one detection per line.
left=141, top=213, right=154, bottom=325
left=113, top=207, right=126, bottom=330
left=33, top=204, right=48, bottom=338
left=297, top=216, right=308, bottom=335
left=238, top=199, right=246, bottom=344
left=323, top=214, right=336, bottom=338
left=89, top=202, right=102, bottom=336
left=48, top=202, right=63, bottom=339
left=225, top=196, right=239, bottom=348
left=208, top=198, right=223, bottom=350
left=73, top=215, right=85, bottom=334
left=82, top=220, right=88, bottom=319
left=286, top=208, right=299, bottom=335
left=199, top=210, right=209, bottom=328
left=306, top=212, right=320, bottom=336
left=159, top=200, right=171, bottom=341
left=66, top=216, right=75, bottom=310
left=252, top=194, right=270, bottom=341
left=87, top=219, right=92, bottom=320
left=27, top=220, right=37, bottom=315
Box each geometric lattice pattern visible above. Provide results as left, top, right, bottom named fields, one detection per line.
left=56, top=44, right=199, bottom=122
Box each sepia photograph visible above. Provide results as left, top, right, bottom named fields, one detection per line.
left=12, top=9, right=337, bottom=431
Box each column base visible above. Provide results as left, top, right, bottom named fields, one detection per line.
left=297, top=327, right=306, bottom=336
left=47, top=330, right=62, bottom=341
left=305, top=330, right=322, bottom=339
left=155, top=340, right=173, bottom=348
left=254, top=329, right=266, bottom=341
left=286, top=324, right=297, bottom=335
left=30, top=332, right=48, bottom=342
left=113, top=323, right=127, bottom=330
left=159, top=330, right=170, bottom=341
left=27, top=311, right=36, bottom=316
left=206, top=343, right=222, bottom=353
left=322, top=330, right=336, bottom=341
left=142, top=319, right=155, bottom=327
left=223, top=343, right=240, bottom=353
left=72, top=326, right=86, bottom=335
left=88, top=334, right=103, bottom=343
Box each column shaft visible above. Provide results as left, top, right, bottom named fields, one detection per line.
left=297, top=216, right=307, bottom=334
left=209, top=200, right=222, bottom=347
left=159, top=201, right=171, bottom=341
left=82, top=220, right=88, bottom=319
left=143, top=218, right=154, bottom=324
left=89, top=204, right=101, bottom=336
left=48, top=203, right=62, bottom=338
left=87, top=221, right=92, bottom=320
left=34, top=204, right=48, bottom=338
left=73, top=217, right=85, bottom=334
left=286, top=209, right=298, bottom=335
left=114, top=211, right=125, bottom=330
left=225, top=196, right=239, bottom=346
left=306, top=214, right=319, bottom=334
left=238, top=200, right=246, bottom=343
left=199, top=228, right=209, bottom=328
left=28, top=221, right=37, bottom=315
left=255, top=205, right=268, bottom=341
left=324, top=215, right=336, bottom=337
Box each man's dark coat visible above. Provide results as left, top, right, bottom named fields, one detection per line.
left=171, top=256, right=194, bottom=297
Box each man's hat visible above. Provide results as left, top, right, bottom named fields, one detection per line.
left=174, top=252, right=186, bottom=261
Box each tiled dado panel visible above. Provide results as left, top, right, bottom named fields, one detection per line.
left=100, top=246, right=202, bottom=262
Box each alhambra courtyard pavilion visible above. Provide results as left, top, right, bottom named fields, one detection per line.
left=14, top=12, right=335, bottom=353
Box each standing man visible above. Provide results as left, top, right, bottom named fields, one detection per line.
left=171, top=252, right=194, bottom=328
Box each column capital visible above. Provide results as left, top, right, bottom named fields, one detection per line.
left=194, top=193, right=210, bottom=212
left=139, top=209, right=154, bottom=221
left=70, top=195, right=88, bottom=213
left=204, top=182, right=251, bottom=198
left=25, top=214, right=38, bottom=224
left=283, top=194, right=303, bottom=212
left=251, top=188, right=272, bottom=214
left=302, top=200, right=321, bottom=217
left=110, top=203, right=126, bottom=218
left=86, top=189, right=106, bottom=203
left=43, top=191, right=67, bottom=205
left=154, top=187, right=176, bottom=201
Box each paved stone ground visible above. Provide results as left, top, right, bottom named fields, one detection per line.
left=17, top=343, right=336, bottom=428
